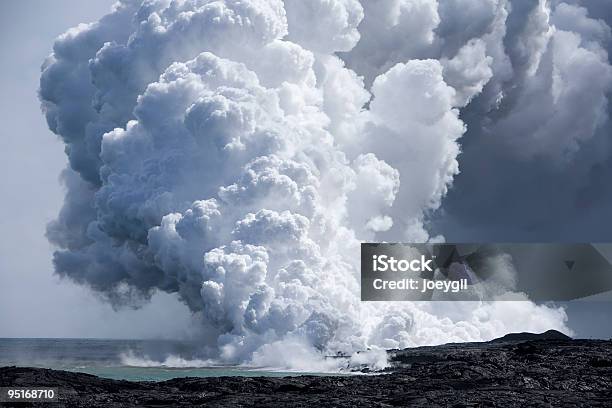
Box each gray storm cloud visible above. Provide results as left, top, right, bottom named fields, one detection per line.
left=433, top=0, right=612, bottom=242
left=39, top=0, right=594, bottom=369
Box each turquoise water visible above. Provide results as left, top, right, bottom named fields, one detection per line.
left=0, top=338, right=331, bottom=381
left=64, top=366, right=312, bottom=381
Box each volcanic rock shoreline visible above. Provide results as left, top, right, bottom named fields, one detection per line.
left=1, top=331, right=611, bottom=407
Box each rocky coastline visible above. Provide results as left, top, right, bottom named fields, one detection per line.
left=1, top=331, right=611, bottom=407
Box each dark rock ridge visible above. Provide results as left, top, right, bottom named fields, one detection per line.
left=491, top=329, right=572, bottom=342
left=1, top=333, right=611, bottom=407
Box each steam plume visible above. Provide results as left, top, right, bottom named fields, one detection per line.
left=41, top=0, right=582, bottom=368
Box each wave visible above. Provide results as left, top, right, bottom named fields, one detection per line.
left=119, top=345, right=389, bottom=373
left=119, top=351, right=217, bottom=368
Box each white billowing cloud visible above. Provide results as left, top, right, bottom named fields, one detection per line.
left=39, top=1, right=139, bottom=184
left=511, top=0, right=554, bottom=77
left=442, top=39, right=494, bottom=107
left=493, top=6, right=612, bottom=161
left=341, top=0, right=441, bottom=83
left=552, top=2, right=612, bottom=47
left=365, top=60, right=464, bottom=240
left=40, top=0, right=580, bottom=370
left=367, top=300, right=568, bottom=349
left=284, top=0, right=363, bottom=53
left=313, top=54, right=370, bottom=152
left=347, top=153, right=399, bottom=236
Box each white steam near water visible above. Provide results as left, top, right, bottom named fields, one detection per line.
left=39, top=0, right=606, bottom=370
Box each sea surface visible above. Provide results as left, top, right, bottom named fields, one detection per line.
left=0, top=338, right=331, bottom=381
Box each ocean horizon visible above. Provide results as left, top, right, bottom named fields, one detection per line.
left=0, top=338, right=336, bottom=381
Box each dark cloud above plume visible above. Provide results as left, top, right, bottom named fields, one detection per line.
left=430, top=0, right=612, bottom=242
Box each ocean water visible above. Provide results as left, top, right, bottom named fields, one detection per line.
left=0, top=338, right=332, bottom=381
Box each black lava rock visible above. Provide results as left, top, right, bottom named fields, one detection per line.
left=1, top=335, right=611, bottom=407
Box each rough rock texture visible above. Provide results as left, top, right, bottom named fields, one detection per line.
left=491, top=329, right=572, bottom=343
left=2, top=334, right=612, bottom=407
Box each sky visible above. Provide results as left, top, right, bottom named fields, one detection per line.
left=0, top=0, right=194, bottom=339
left=0, top=0, right=610, bottom=351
